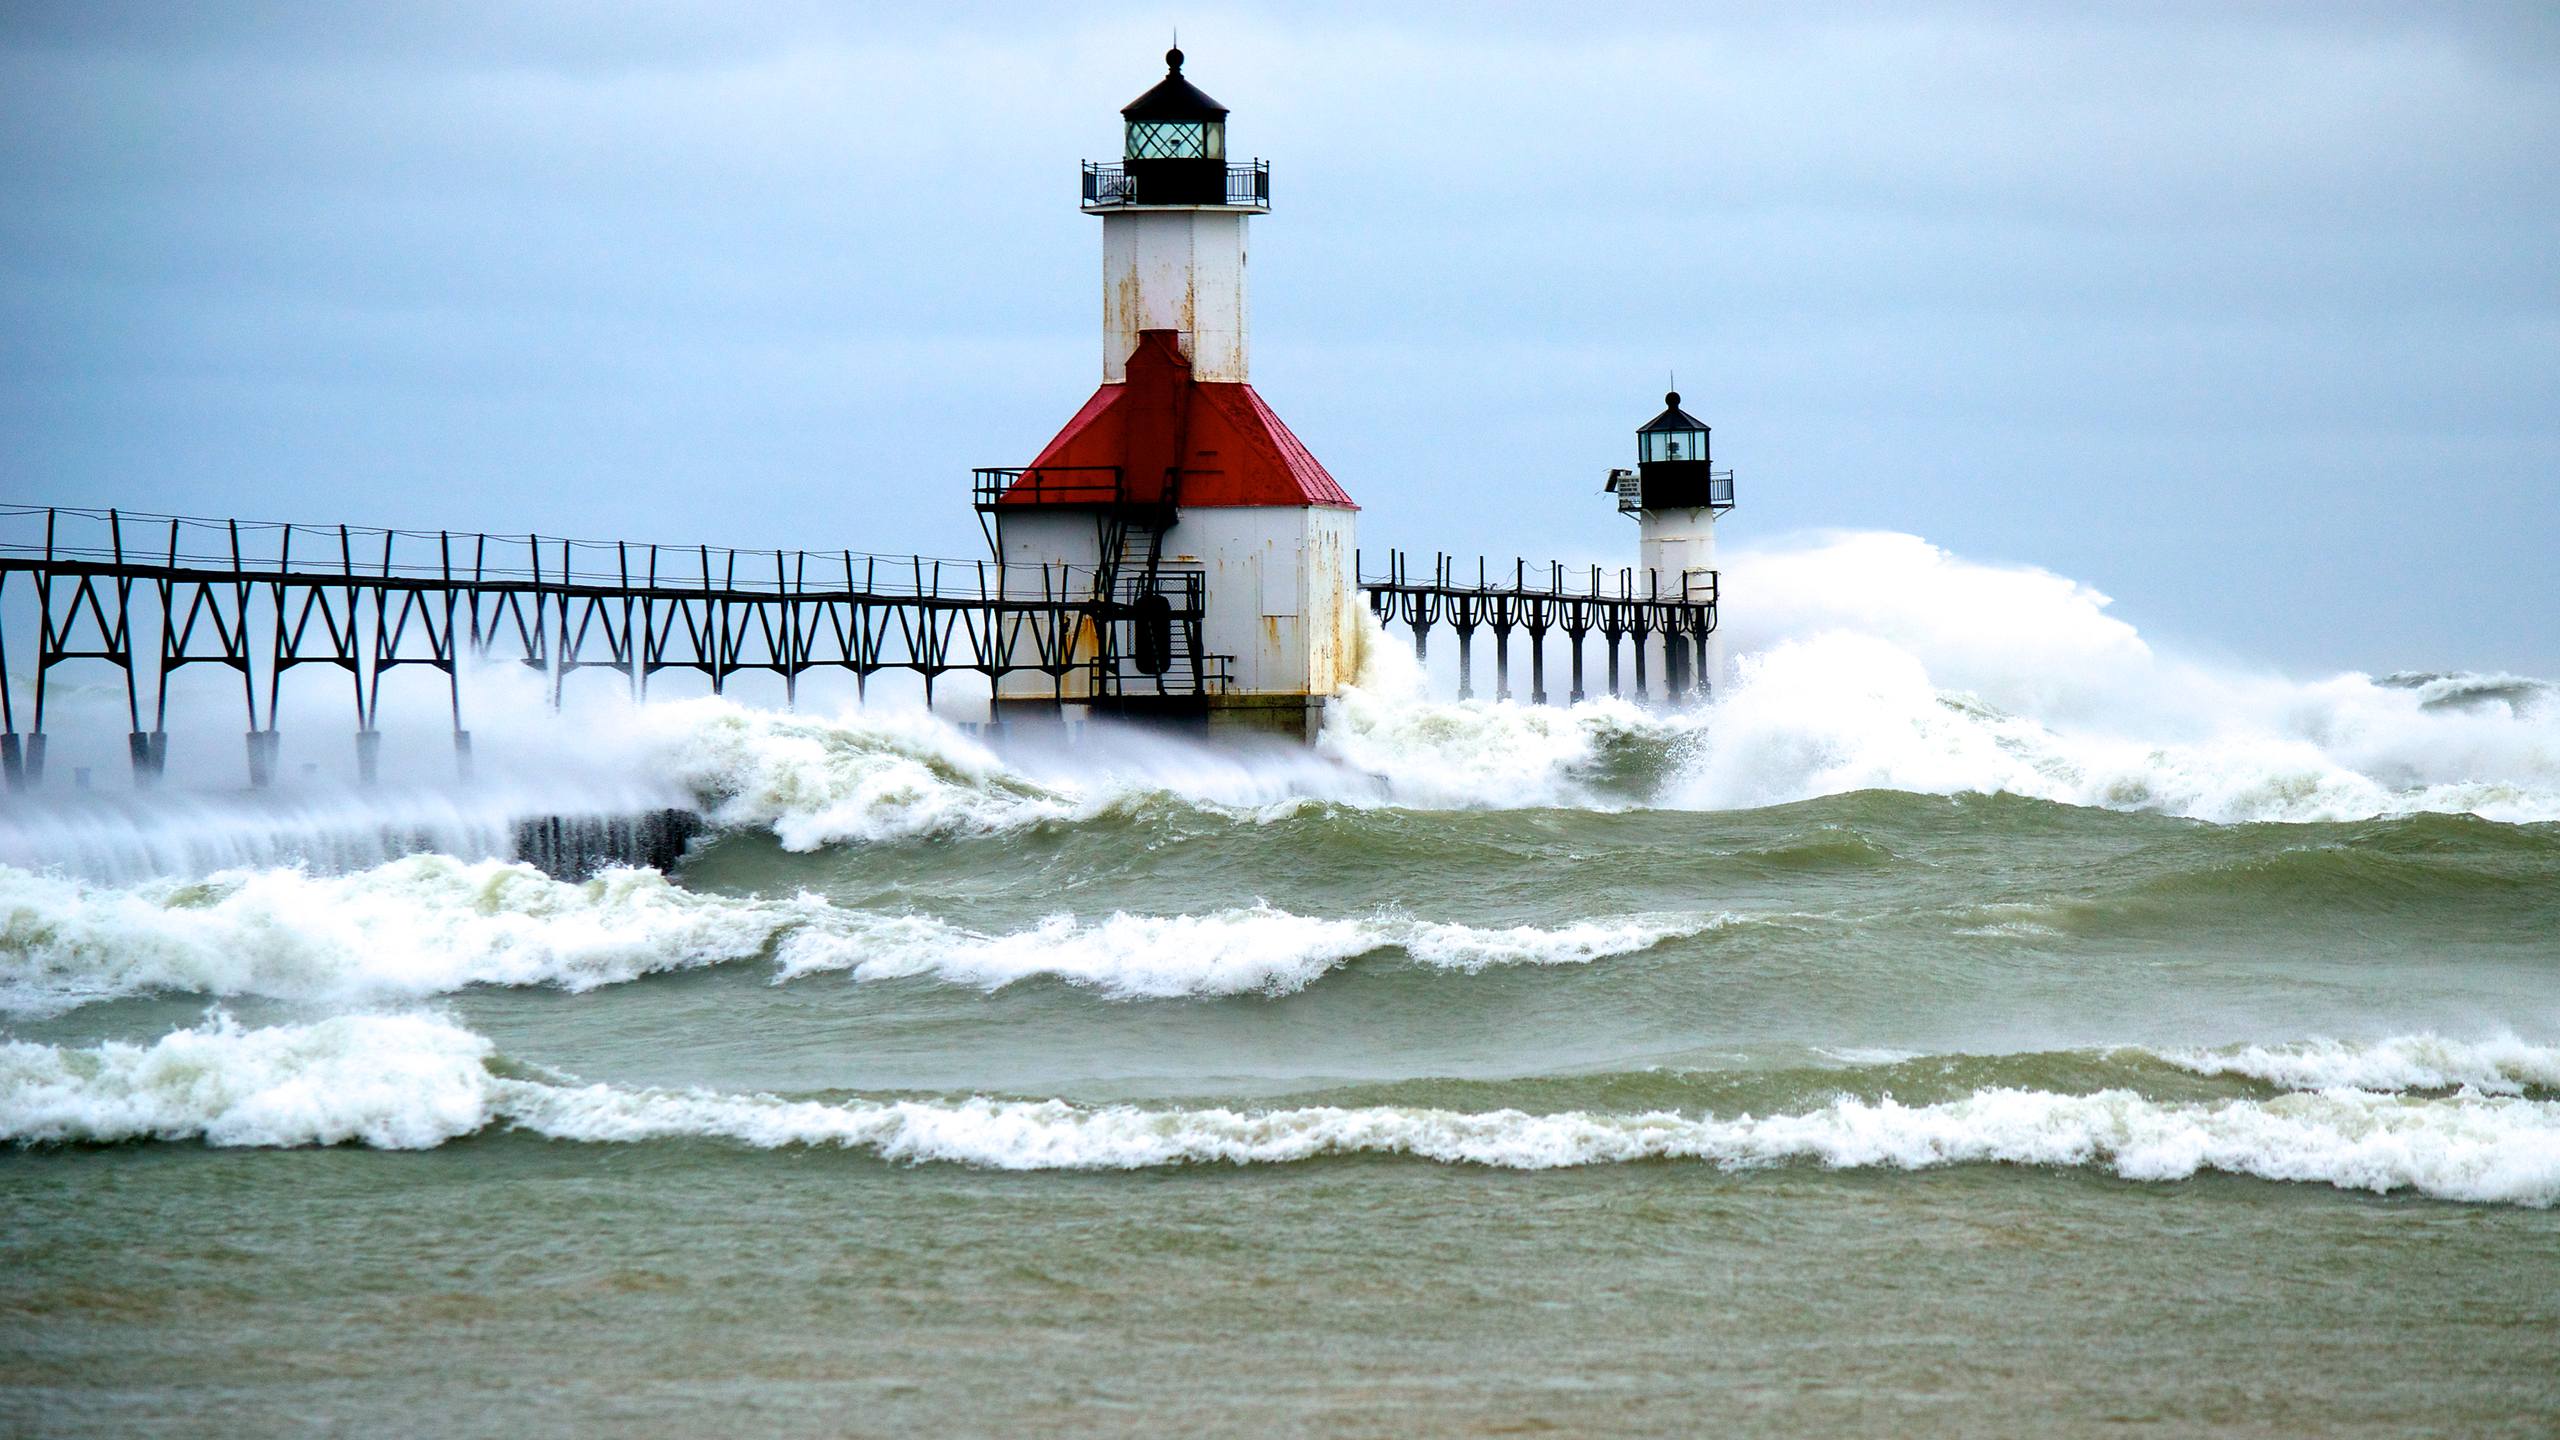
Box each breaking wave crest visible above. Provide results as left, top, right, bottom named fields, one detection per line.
left=2156, top=1034, right=2560, bottom=1096
left=8, top=1016, right=2556, bottom=1207
left=0, top=856, right=817, bottom=1017
left=0, top=856, right=1714, bottom=1016
left=772, top=905, right=1715, bottom=996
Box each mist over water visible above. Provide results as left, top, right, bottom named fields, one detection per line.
left=6, top=530, right=2557, bottom=1436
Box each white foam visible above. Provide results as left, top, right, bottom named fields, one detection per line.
left=0, top=1013, right=495, bottom=1149
left=0, top=855, right=823, bottom=1017
left=2156, top=1034, right=2560, bottom=1096
left=8, top=1015, right=2555, bottom=1205
left=774, top=906, right=1715, bottom=997
left=633, top=699, right=1077, bottom=848
left=566, top=1087, right=2549, bottom=1208
left=0, top=856, right=1712, bottom=1014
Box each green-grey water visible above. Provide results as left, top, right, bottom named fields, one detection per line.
left=6, top=689, right=2560, bottom=1436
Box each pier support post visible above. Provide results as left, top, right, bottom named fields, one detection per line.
left=1455, top=627, right=1474, bottom=700
left=355, top=729, right=382, bottom=786
left=453, top=730, right=474, bottom=783
left=18, top=734, right=44, bottom=788
left=247, top=730, right=280, bottom=789
left=127, top=730, right=166, bottom=785
left=2, top=734, right=23, bottom=791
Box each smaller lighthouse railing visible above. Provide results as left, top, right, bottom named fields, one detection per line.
left=1080, top=159, right=1270, bottom=212
left=1613, top=470, right=1735, bottom=515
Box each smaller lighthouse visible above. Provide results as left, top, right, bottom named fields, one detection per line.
left=1608, top=390, right=1734, bottom=696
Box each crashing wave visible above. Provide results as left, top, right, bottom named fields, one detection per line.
left=7, top=1015, right=2556, bottom=1206
left=0, top=855, right=818, bottom=1018
left=0, top=856, right=1717, bottom=1015
left=773, top=905, right=1718, bottom=995
left=4, top=531, right=2552, bottom=858
left=2155, top=1034, right=2560, bottom=1096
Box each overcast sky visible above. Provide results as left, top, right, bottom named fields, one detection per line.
left=3, top=2, right=2553, bottom=675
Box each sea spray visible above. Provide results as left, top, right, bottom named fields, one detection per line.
left=6, top=530, right=2555, bottom=887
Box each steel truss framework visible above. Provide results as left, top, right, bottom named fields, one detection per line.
left=1356, top=551, right=1721, bottom=707
left=0, top=508, right=1718, bottom=790
left=0, top=506, right=1205, bottom=789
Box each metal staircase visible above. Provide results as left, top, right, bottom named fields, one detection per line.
left=970, top=464, right=1231, bottom=701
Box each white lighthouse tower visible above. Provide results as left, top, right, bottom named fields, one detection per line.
left=982, top=48, right=1358, bottom=740
left=1607, top=391, right=1734, bottom=697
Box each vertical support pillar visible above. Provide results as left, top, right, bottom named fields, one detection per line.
left=247, top=730, right=280, bottom=788
left=1454, top=626, right=1473, bottom=700
left=1568, top=633, right=1586, bottom=704
left=355, top=729, right=382, bottom=786
left=127, top=731, right=166, bottom=785
left=1527, top=630, right=1546, bottom=706
left=454, top=730, right=475, bottom=782
left=1492, top=625, right=1512, bottom=702
left=3, top=733, right=28, bottom=790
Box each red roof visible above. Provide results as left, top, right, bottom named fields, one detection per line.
left=999, top=330, right=1355, bottom=509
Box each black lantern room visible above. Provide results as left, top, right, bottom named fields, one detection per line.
left=1631, top=392, right=1735, bottom=512
left=1125, top=48, right=1227, bottom=163
left=1083, top=49, right=1270, bottom=210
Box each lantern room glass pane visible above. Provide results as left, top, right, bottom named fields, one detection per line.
left=1641, top=428, right=1707, bottom=463
left=1127, top=120, right=1224, bottom=159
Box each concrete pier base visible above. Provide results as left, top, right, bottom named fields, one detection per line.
left=988, top=698, right=1069, bottom=733
left=1076, top=693, right=1331, bottom=744
left=1204, top=694, right=1330, bottom=743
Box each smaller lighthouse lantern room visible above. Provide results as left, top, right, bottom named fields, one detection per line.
left=983, top=49, right=1356, bottom=740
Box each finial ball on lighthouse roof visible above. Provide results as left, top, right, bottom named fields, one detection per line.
left=1168, top=46, right=1184, bottom=69
left=1666, top=391, right=1680, bottom=407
